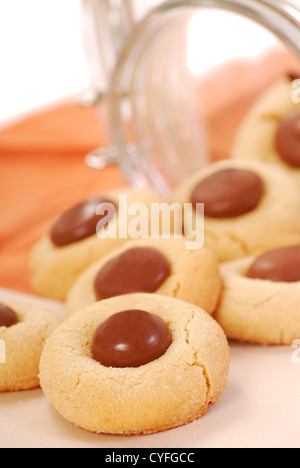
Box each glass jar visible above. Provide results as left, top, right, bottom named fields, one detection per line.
left=81, top=0, right=300, bottom=195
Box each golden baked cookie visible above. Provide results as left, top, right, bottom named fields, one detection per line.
left=0, top=299, right=61, bottom=392
left=29, top=188, right=166, bottom=301
left=172, top=159, right=300, bottom=263
left=39, top=293, right=230, bottom=435
left=232, top=73, right=300, bottom=182
left=65, top=237, right=221, bottom=316
left=214, top=245, right=300, bottom=345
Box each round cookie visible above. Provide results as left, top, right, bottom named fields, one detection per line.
left=29, top=188, right=166, bottom=301
left=65, top=237, right=222, bottom=316
left=172, top=159, right=300, bottom=263
left=214, top=246, right=300, bottom=345
left=232, top=73, right=300, bottom=182
left=39, top=293, right=230, bottom=435
left=0, top=299, right=61, bottom=392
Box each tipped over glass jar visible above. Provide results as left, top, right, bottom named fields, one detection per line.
left=81, top=0, right=300, bottom=195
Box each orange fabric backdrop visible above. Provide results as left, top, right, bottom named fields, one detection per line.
left=0, top=51, right=298, bottom=295
left=0, top=104, right=127, bottom=293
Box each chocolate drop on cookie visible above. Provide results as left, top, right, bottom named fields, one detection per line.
left=191, top=168, right=264, bottom=218
left=50, top=197, right=116, bottom=247
left=275, top=110, right=300, bottom=168
left=94, top=247, right=171, bottom=300
left=287, top=72, right=300, bottom=81
left=92, top=309, right=172, bottom=367
left=0, top=304, right=18, bottom=327
left=247, top=245, right=300, bottom=282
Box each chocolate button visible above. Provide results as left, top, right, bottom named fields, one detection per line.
left=287, top=72, right=300, bottom=81
left=275, top=110, right=300, bottom=168
left=247, top=245, right=300, bottom=282
left=94, top=247, right=171, bottom=300
left=0, top=304, right=18, bottom=327
left=50, top=197, right=116, bottom=247
left=191, top=168, right=264, bottom=218
left=91, top=309, right=172, bottom=367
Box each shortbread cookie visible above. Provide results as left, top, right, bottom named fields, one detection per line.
left=39, top=293, right=230, bottom=435
left=172, top=159, right=300, bottom=263
left=0, top=299, right=61, bottom=391
left=232, top=73, right=300, bottom=182
left=214, top=245, right=300, bottom=345
left=29, top=188, right=166, bottom=301
left=65, top=237, right=221, bottom=316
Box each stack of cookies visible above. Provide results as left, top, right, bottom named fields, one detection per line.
left=1, top=71, right=299, bottom=437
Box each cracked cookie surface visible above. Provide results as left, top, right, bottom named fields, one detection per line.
left=214, top=257, right=300, bottom=345
left=39, top=293, right=229, bottom=435
left=65, top=237, right=221, bottom=317
left=0, top=298, right=61, bottom=392
left=29, top=188, right=166, bottom=302
left=172, top=159, right=300, bottom=263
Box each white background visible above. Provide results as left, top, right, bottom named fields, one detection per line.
left=0, top=0, right=279, bottom=129
left=0, top=0, right=89, bottom=129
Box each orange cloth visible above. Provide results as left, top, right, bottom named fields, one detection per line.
left=0, top=51, right=298, bottom=295
left=0, top=103, right=127, bottom=294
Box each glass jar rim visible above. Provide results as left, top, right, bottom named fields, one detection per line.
left=108, top=0, right=300, bottom=193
